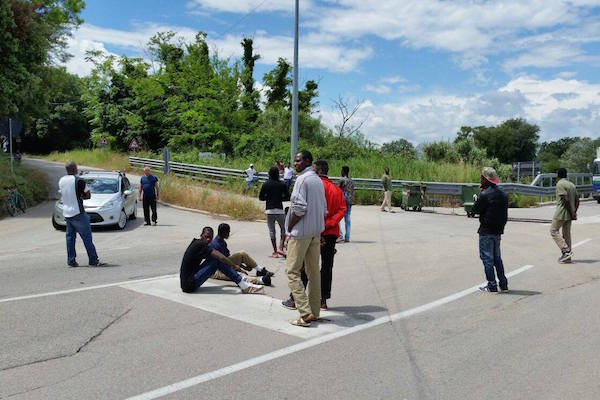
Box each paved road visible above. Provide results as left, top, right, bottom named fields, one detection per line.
left=1, top=159, right=599, bottom=399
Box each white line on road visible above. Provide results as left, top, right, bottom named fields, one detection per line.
left=0, top=274, right=177, bottom=304
left=572, top=238, right=592, bottom=248
left=126, top=264, right=535, bottom=400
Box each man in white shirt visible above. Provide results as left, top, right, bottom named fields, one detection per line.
left=283, top=161, right=294, bottom=192
left=58, top=162, right=104, bottom=267
left=244, top=164, right=258, bottom=192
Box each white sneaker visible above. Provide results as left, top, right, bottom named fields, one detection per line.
left=241, top=285, right=264, bottom=294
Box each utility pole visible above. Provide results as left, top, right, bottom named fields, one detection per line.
left=9, top=117, right=13, bottom=174
left=290, top=0, right=299, bottom=163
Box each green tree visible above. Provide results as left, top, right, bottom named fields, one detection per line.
left=473, top=118, right=539, bottom=163
left=559, top=137, right=600, bottom=172
left=240, top=37, right=260, bottom=125
left=0, top=0, right=85, bottom=118
left=298, top=80, right=319, bottom=114
left=537, top=137, right=581, bottom=172
left=381, top=138, right=416, bottom=159
left=263, top=58, right=291, bottom=108
left=423, top=141, right=458, bottom=163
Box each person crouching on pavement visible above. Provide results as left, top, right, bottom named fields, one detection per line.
left=473, top=167, right=509, bottom=293
left=209, top=223, right=275, bottom=286
left=179, top=227, right=264, bottom=294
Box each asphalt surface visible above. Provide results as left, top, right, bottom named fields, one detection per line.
left=1, top=159, right=599, bottom=400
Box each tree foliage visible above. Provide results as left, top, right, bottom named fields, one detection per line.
left=381, top=138, right=416, bottom=159
left=472, top=118, right=539, bottom=163
left=559, top=137, right=600, bottom=173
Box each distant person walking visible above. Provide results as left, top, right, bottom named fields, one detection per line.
left=380, top=167, right=393, bottom=212
left=244, top=164, right=259, bottom=192
left=338, top=165, right=354, bottom=242
left=473, top=167, right=509, bottom=293
left=259, top=166, right=290, bottom=257
left=550, top=168, right=579, bottom=263
left=283, top=162, right=294, bottom=192
left=139, top=166, right=159, bottom=226
left=284, top=150, right=326, bottom=327
left=58, top=161, right=104, bottom=267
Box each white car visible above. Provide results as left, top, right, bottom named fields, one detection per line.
left=52, top=171, right=137, bottom=230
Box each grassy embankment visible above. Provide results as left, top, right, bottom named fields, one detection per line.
left=39, top=150, right=264, bottom=220
left=0, top=154, right=49, bottom=218
left=38, top=149, right=541, bottom=209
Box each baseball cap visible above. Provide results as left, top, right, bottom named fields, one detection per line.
left=481, top=167, right=499, bottom=185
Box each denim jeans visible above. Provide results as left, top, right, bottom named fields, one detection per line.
left=65, top=212, right=99, bottom=265
left=479, top=234, right=507, bottom=289
left=339, top=204, right=352, bottom=241
left=191, top=257, right=242, bottom=291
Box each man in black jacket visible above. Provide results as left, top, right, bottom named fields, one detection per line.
left=473, top=167, right=509, bottom=293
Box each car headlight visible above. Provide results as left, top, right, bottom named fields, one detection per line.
left=98, top=200, right=120, bottom=211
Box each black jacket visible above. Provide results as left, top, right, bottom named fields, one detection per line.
left=259, top=179, right=289, bottom=210
left=473, top=185, right=508, bottom=235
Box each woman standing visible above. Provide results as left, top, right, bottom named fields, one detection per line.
left=259, top=166, right=290, bottom=257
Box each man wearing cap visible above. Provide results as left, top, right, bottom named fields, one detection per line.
left=473, top=167, right=509, bottom=293
left=244, top=164, right=258, bottom=192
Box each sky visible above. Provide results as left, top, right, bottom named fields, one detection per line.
left=64, top=0, right=600, bottom=145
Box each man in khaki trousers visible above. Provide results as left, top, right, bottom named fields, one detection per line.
left=550, top=168, right=579, bottom=263
left=284, top=150, right=326, bottom=327
left=381, top=167, right=393, bottom=212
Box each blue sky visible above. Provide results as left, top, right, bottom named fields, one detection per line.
left=65, top=0, right=600, bottom=145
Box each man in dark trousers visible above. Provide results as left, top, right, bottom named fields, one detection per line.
left=138, top=166, right=159, bottom=226
left=473, top=167, right=509, bottom=293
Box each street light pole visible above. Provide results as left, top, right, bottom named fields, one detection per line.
left=290, top=0, right=299, bottom=163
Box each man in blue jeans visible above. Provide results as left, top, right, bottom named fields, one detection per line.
left=179, top=227, right=263, bottom=294
left=58, top=161, right=104, bottom=267
left=473, top=167, right=509, bottom=293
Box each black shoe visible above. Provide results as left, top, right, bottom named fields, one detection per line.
left=89, top=260, right=107, bottom=267
left=144, top=222, right=151, bottom=226
left=261, top=274, right=272, bottom=286
left=499, top=285, right=509, bottom=292
left=257, top=268, right=274, bottom=277
left=479, top=285, right=498, bottom=293
left=68, top=262, right=79, bottom=268
left=558, top=251, right=573, bottom=263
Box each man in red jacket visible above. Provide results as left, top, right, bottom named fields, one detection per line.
left=282, top=159, right=346, bottom=311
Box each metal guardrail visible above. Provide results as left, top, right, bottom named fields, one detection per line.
left=129, top=157, right=593, bottom=198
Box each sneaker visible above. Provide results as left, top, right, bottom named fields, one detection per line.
left=261, top=274, right=272, bottom=286
left=68, top=262, right=79, bottom=268
left=241, top=285, right=264, bottom=294
left=336, top=237, right=344, bottom=243
left=282, top=297, right=297, bottom=310
left=558, top=251, right=573, bottom=263
left=479, top=285, right=498, bottom=293
left=89, top=260, right=107, bottom=267
left=499, top=286, right=509, bottom=293
left=257, top=268, right=275, bottom=277
left=144, top=223, right=151, bottom=226
left=152, top=221, right=157, bottom=226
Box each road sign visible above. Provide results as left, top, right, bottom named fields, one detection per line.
left=100, top=137, right=108, bottom=146
left=129, top=138, right=139, bottom=151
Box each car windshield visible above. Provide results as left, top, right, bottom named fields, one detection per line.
left=84, top=178, right=119, bottom=194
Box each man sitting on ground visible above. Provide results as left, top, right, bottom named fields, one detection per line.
left=210, top=223, right=275, bottom=286
left=180, top=226, right=264, bottom=294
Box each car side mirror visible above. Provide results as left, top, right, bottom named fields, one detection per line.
left=124, top=190, right=132, bottom=196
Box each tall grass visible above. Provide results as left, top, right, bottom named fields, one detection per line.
left=41, top=149, right=130, bottom=172
left=0, top=154, right=49, bottom=217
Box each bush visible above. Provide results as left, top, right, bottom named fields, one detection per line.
left=0, top=155, right=49, bottom=217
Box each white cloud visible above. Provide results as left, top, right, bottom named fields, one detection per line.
left=363, top=84, right=391, bottom=94
left=63, top=36, right=116, bottom=76
left=186, top=0, right=314, bottom=14
left=322, top=77, right=600, bottom=144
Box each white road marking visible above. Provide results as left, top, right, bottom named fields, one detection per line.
left=572, top=238, right=592, bottom=248
left=120, top=278, right=374, bottom=339
left=0, top=274, right=177, bottom=304
left=126, top=264, right=534, bottom=400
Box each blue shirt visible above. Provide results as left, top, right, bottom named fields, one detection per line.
left=209, top=236, right=230, bottom=257
left=140, top=175, right=158, bottom=199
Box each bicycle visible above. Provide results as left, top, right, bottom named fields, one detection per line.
left=4, top=186, right=26, bottom=216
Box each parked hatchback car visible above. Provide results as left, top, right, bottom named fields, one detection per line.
left=52, top=171, right=137, bottom=230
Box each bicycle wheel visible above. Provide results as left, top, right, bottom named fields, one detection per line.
left=6, top=198, right=16, bottom=216
left=16, top=193, right=26, bottom=212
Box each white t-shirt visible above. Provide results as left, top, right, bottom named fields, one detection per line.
left=245, top=168, right=255, bottom=182
left=59, top=175, right=90, bottom=218
left=283, top=167, right=294, bottom=180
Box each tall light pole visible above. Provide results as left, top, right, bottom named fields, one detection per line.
left=290, top=0, right=299, bottom=163
left=9, top=117, right=13, bottom=174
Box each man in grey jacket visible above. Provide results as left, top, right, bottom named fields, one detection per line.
left=284, top=150, right=327, bottom=327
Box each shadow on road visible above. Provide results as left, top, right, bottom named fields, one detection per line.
left=570, top=259, right=600, bottom=265
left=327, top=305, right=388, bottom=321
left=498, top=290, right=541, bottom=296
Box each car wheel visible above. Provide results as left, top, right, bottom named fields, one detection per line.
left=116, top=209, right=127, bottom=230
left=52, top=215, right=65, bottom=231
left=129, top=200, right=137, bottom=220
